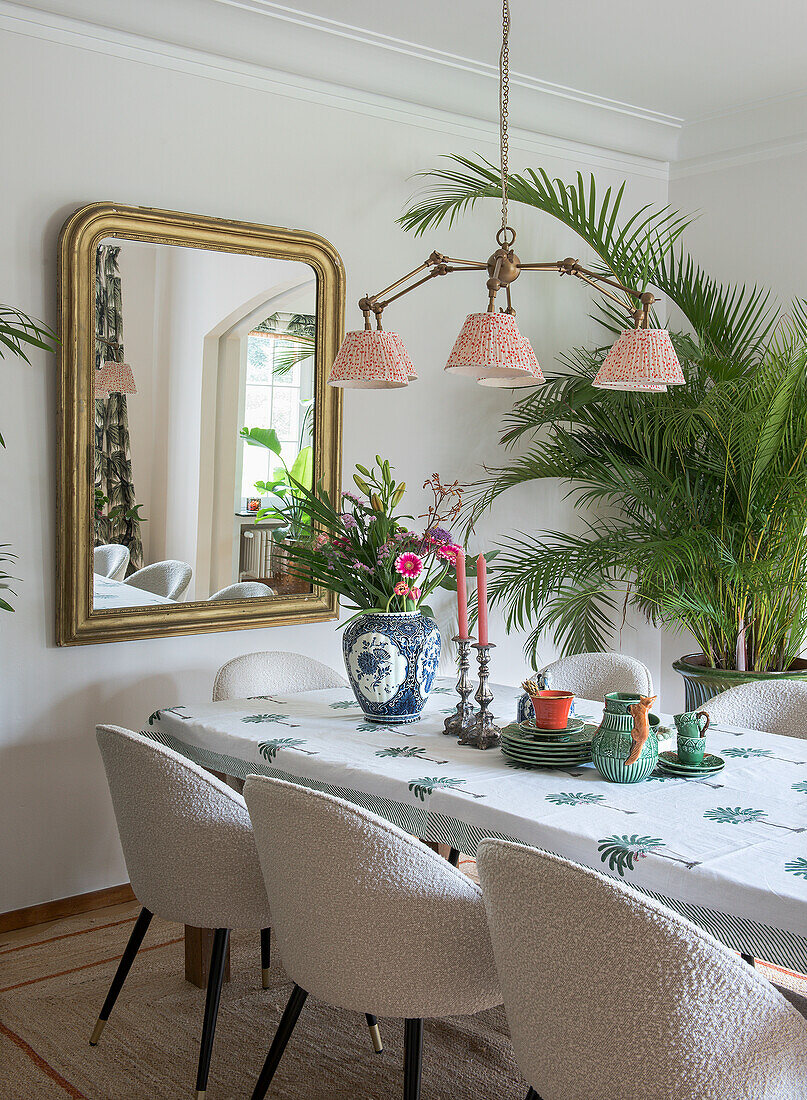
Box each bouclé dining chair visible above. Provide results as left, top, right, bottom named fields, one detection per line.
left=212, top=650, right=346, bottom=701
left=700, top=679, right=807, bottom=738
left=94, top=725, right=274, bottom=1099
left=476, top=838, right=807, bottom=1100
left=242, top=775, right=501, bottom=1100
left=93, top=542, right=130, bottom=580
left=542, top=651, right=652, bottom=700
left=208, top=582, right=276, bottom=600
left=124, top=559, right=192, bottom=601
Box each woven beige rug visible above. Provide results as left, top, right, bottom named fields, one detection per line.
left=1, top=887, right=804, bottom=1100
left=0, top=901, right=521, bottom=1099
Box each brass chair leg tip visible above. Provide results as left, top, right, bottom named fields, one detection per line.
left=261, top=967, right=270, bottom=989
left=369, top=1023, right=383, bottom=1053
left=89, top=1018, right=106, bottom=1045
left=196, top=1091, right=207, bottom=1099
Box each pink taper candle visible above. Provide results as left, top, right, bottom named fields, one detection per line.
left=456, top=548, right=469, bottom=639
left=476, top=554, right=489, bottom=645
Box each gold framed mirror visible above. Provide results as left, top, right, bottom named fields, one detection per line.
left=56, top=203, right=343, bottom=645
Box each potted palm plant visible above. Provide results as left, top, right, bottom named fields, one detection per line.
left=401, top=156, right=807, bottom=709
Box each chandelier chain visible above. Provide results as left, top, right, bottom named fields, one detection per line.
left=499, top=0, right=510, bottom=235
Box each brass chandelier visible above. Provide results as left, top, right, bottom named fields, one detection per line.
left=328, top=1, right=684, bottom=393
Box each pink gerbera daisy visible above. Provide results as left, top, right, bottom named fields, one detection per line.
left=395, top=552, right=423, bottom=579
left=437, top=542, right=463, bottom=564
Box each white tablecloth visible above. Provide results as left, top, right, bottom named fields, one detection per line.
left=144, top=679, right=807, bottom=971
left=94, top=573, right=175, bottom=607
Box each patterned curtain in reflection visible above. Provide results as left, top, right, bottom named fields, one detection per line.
left=94, top=245, right=143, bottom=570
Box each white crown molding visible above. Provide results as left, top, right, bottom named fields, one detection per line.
left=0, top=0, right=675, bottom=173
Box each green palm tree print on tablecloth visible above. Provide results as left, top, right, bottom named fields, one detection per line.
left=785, top=858, right=807, bottom=879
left=408, top=777, right=485, bottom=801
left=330, top=700, right=359, bottom=709
left=242, top=714, right=300, bottom=727
left=258, top=737, right=317, bottom=761
left=377, top=746, right=448, bottom=765
left=792, top=781, right=807, bottom=795
left=148, top=705, right=192, bottom=725
left=722, top=747, right=806, bottom=765
left=597, top=834, right=700, bottom=877
left=703, top=806, right=805, bottom=833
left=355, top=721, right=414, bottom=735
left=546, top=792, right=636, bottom=815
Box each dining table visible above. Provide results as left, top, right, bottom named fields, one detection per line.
left=143, top=677, right=807, bottom=987
left=94, top=572, right=176, bottom=607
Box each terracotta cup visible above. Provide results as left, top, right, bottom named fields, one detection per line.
left=530, top=690, right=575, bottom=730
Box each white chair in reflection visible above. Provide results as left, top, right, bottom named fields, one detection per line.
left=213, top=650, right=346, bottom=701
left=700, top=679, right=807, bottom=738
left=543, top=651, right=653, bottom=700
left=124, top=560, right=192, bottom=601
left=208, top=582, right=276, bottom=601
left=477, top=839, right=807, bottom=1100
left=93, top=543, right=129, bottom=581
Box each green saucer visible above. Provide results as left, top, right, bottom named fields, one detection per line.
left=519, top=716, right=584, bottom=739
left=658, top=751, right=725, bottom=775
left=502, top=743, right=593, bottom=761
left=508, top=722, right=593, bottom=746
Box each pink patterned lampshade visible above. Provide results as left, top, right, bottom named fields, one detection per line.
left=593, top=328, right=684, bottom=391
left=477, top=331, right=545, bottom=387
left=445, top=313, right=541, bottom=382
left=328, top=330, right=410, bottom=389
left=386, top=332, right=417, bottom=381
left=96, top=360, right=137, bottom=397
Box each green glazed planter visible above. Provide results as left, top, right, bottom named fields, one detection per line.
left=592, top=692, right=658, bottom=784
left=672, top=653, right=807, bottom=711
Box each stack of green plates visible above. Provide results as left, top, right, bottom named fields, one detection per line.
left=657, top=750, right=725, bottom=777
left=501, top=720, right=595, bottom=769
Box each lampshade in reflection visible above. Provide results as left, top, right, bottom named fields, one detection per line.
left=96, top=360, right=137, bottom=397
left=445, top=313, right=541, bottom=383
left=328, top=330, right=410, bottom=388
left=593, top=328, right=683, bottom=391
left=476, top=330, right=545, bottom=387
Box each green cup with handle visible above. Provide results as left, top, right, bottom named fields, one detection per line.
left=674, top=710, right=710, bottom=764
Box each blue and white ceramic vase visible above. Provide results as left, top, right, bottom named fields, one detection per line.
left=343, top=611, right=441, bottom=724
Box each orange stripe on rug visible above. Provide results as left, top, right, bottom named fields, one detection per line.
left=0, top=916, right=138, bottom=956
left=0, top=938, right=183, bottom=993
left=0, top=1019, right=88, bottom=1099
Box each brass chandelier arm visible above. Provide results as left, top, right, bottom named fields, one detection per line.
left=356, top=250, right=655, bottom=330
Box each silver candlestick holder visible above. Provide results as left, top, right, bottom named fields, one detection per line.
left=443, top=635, right=476, bottom=738
left=459, top=642, right=501, bottom=749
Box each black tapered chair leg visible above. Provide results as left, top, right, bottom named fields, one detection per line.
left=260, top=927, right=271, bottom=988
left=403, top=1018, right=423, bottom=1100
left=525, top=1088, right=543, bottom=1100
left=251, top=984, right=308, bottom=1100
left=89, top=906, right=153, bottom=1045
left=447, top=848, right=460, bottom=867
left=365, top=1012, right=383, bottom=1053
left=194, top=927, right=230, bottom=1100
left=741, top=952, right=756, bottom=967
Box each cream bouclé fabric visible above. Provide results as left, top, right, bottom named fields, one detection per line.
left=124, top=560, right=192, bottom=600
left=243, top=775, right=501, bottom=1019
left=544, top=651, right=652, bottom=700
left=96, top=725, right=271, bottom=929
left=212, top=650, right=346, bottom=701
left=208, top=582, right=276, bottom=600
left=477, top=839, right=807, bottom=1100
left=93, top=542, right=129, bottom=580
left=700, top=679, right=807, bottom=738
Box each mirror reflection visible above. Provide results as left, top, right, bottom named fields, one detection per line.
left=92, top=238, right=316, bottom=610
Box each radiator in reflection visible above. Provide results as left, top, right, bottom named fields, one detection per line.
left=241, top=528, right=273, bottom=580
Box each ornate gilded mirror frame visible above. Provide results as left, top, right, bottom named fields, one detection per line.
left=57, top=202, right=344, bottom=645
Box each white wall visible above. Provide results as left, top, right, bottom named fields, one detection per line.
left=0, top=25, right=668, bottom=910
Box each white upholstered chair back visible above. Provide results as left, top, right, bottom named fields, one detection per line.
left=544, top=651, right=652, bottom=700
left=124, top=560, right=192, bottom=600
left=243, top=775, right=499, bottom=1018
left=93, top=543, right=130, bottom=581
left=96, top=725, right=271, bottom=929
left=477, top=839, right=807, bottom=1100
left=208, top=582, right=276, bottom=600
left=700, top=679, right=807, bottom=738
left=213, top=650, right=346, bottom=701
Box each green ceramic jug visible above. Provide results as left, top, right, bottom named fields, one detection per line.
left=591, top=692, right=659, bottom=783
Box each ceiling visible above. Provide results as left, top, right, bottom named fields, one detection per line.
left=274, top=0, right=807, bottom=122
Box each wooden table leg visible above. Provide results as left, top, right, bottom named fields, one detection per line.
left=185, top=925, right=231, bottom=988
